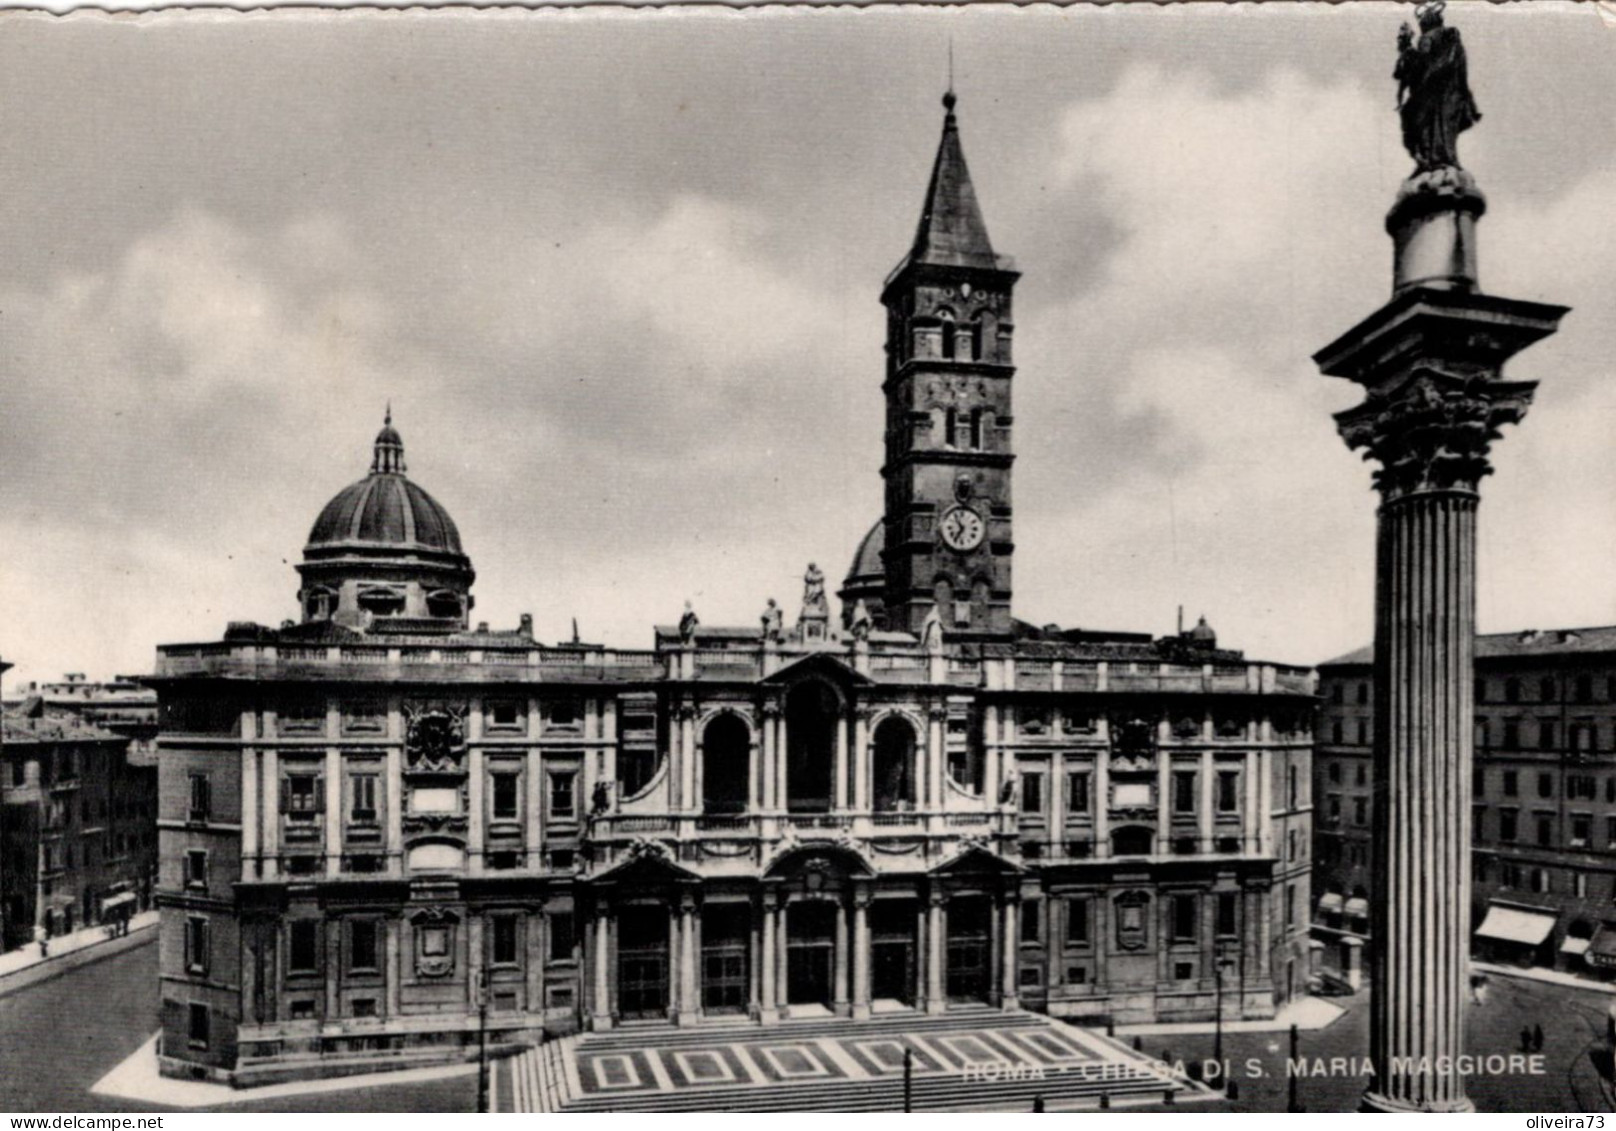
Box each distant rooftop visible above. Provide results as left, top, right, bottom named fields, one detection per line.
left=1321, top=625, right=1616, bottom=669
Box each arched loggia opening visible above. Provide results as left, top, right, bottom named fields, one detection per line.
left=872, top=717, right=918, bottom=812
left=702, top=713, right=750, bottom=815
left=785, top=681, right=838, bottom=814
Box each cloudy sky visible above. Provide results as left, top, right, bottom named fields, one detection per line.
left=0, top=1, right=1611, bottom=687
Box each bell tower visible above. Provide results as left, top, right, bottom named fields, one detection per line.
left=879, top=90, right=1019, bottom=640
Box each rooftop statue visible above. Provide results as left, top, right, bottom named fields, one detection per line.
left=801, top=562, right=828, bottom=617
left=1395, top=1, right=1481, bottom=173
left=678, top=600, right=700, bottom=644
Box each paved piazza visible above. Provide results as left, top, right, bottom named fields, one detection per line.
left=496, top=1007, right=1209, bottom=1112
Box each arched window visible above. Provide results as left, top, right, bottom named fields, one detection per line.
left=944, top=407, right=958, bottom=449
left=969, top=319, right=983, bottom=361
left=872, top=718, right=918, bottom=812
left=939, top=312, right=957, bottom=360
left=785, top=681, right=839, bottom=814
left=968, top=408, right=984, bottom=450
left=701, top=714, right=750, bottom=815
left=426, top=590, right=462, bottom=619
left=356, top=587, right=406, bottom=617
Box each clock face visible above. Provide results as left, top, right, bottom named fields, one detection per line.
left=939, top=506, right=986, bottom=552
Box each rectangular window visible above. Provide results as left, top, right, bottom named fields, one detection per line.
left=289, top=920, right=320, bottom=974
left=1503, top=770, right=1518, bottom=797
left=351, top=998, right=378, bottom=1019
left=9, top=759, right=23, bottom=787
left=1538, top=772, right=1553, bottom=799
left=1020, top=900, right=1042, bottom=945
left=278, top=696, right=326, bottom=734
left=342, top=701, right=386, bottom=735
left=492, top=916, right=519, bottom=966
left=1608, top=816, right=1616, bottom=846
left=284, top=773, right=323, bottom=821
left=350, top=920, right=379, bottom=972
left=1217, top=770, right=1239, bottom=813
left=1504, top=720, right=1521, bottom=750
left=1576, top=872, right=1589, bottom=898
left=485, top=699, right=525, bottom=731
left=350, top=773, right=378, bottom=822
left=1285, top=885, right=1296, bottom=929
left=1537, top=815, right=1554, bottom=847
left=1020, top=772, right=1045, bottom=816
left=549, top=913, right=575, bottom=962
left=188, top=1003, right=209, bottom=1048
left=546, top=699, right=582, bottom=729
left=1573, top=813, right=1592, bottom=847
left=1288, top=828, right=1298, bottom=861
left=1353, top=797, right=1367, bottom=826
left=1066, top=898, right=1089, bottom=947
left=187, top=773, right=211, bottom=822
left=1473, top=766, right=1485, bottom=797
left=1328, top=795, right=1342, bottom=820
left=1174, top=961, right=1194, bottom=981
left=1287, top=765, right=1298, bottom=808
left=1500, top=809, right=1518, bottom=842
left=1066, top=772, right=1091, bottom=815
left=1541, top=719, right=1559, bottom=751
left=1216, top=892, right=1237, bottom=937
left=185, top=916, right=209, bottom=976
left=492, top=772, right=520, bottom=821
left=1173, top=771, right=1196, bottom=814
left=549, top=772, right=576, bottom=820
left=185, top=850, right=207, bottom=890
left=1171, top=895, right=1196, bottom=942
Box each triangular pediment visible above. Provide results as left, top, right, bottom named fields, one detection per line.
left=929, top=841, right=1026, bottom=875
left=759, top=650, right=872, bottom=687
left=589, top=840, right=699, bottom=884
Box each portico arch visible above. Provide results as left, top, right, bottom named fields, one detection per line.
left=702, top=712, right=750, bottom=814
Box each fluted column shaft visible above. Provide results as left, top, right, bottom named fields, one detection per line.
left=1366, top=489, right=1476, bottom=1112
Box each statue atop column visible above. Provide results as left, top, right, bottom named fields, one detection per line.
left=1395, top=1, right=1481, bottom=173
left=848, top=599, right=873, bottom=642
left=678, top=600, right=700, bottom=644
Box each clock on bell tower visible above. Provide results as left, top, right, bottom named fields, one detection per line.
left=878, top=89, right=1019, bottom=641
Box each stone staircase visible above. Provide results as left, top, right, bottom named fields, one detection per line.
left=505, top=1006, right=1208, bottom=1113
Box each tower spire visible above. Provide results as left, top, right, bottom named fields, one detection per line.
left=907, top=86, right=996, bottom=271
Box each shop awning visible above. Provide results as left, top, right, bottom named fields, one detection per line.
left=1344, top=897, right=1369, bottom=919
left=1317, top=892, right=1344, bottom=914
left=101, top=892, right=138, bottom=913
left=1474, top=903, right=1557, bottom=946
left=1561, top=936, right=1592, bottom=957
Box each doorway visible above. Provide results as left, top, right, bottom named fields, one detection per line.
left=870, top=899, right=918, bottom=1005
left=701, top=903, right=751, bottom=1014
left=787, top=901, right=836, bottom=1007
left=945, top=897, right=992, bottom=1003
left=617, top=905, right=670, bottom=1020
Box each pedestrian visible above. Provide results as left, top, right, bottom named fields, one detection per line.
left=1533, top=1023, right=1544, bottom=1052
left=1520, top=1027, right=1533, bottom=1052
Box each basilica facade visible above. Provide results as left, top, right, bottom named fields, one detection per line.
left=149, top=95, right=1315, bottom=1085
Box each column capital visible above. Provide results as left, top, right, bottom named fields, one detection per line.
left=1336, top=367, right=1535, bottom=500
left=679, top=890, right=699, bottom=915
left=927, top=887, right=948, bottom=908
left=853, top=704, right=874, bottom=723
left=852, top=885, right=873, bottom=909
left=928, top=703, right=950, bottom=722
left=760, top=699, right=783, bottom=719
left=677, top=701, right=698, bottom=721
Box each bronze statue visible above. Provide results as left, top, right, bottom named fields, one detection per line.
left=1395, top=1, right=1481, bottom=172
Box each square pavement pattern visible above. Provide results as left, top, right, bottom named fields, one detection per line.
left=496, top=1006, right=1207, bottom=1113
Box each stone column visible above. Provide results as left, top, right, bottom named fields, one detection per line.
left=852, top=887, right=872, bottom=1019
left=386, top=918, right=401, bottom=1016
left=679, top=705, right=697, bottom=815
left=240, top=748, right=259, bottom=880
left=852, top=708, right=870, bottom=813
left=261, top=748, right=279, bottom=879
left=925, top=889, right=946, bottom=1014
left=762, top=703, right=778, bottom=817
left=1314, top=166, right=1565, bottom=1111
left=678, top=892, right=699, bottom=1024
left=592, top=901, right=613, bottom=1031
left=467, top=744, right=484, bottom=874
left=324, top=747, right=342, bottom=875
left=386, top=746, right=404, bottom=875
left=833, top=899, right=850, bottom=1015
left=1093, top=740, right=1110, bottom=859
left=1001, top=891, right=1020, bottom=1011
left=1199, top=749, right=1215, bottom=853
left=834, top=716, right=849, bottom=811
left=760, top=889, right=778, bottom=1023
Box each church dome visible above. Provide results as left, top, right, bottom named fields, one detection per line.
left=305, top=412, right=464, bottom=556
left=307, top=475, right=464, bottom=555
left=844, top=519, right=885, bottom=590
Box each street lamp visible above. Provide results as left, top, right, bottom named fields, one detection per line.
left=476, top=966, right=490, bottom=1113
left=1213, top=952, right=1236, bottom=1090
